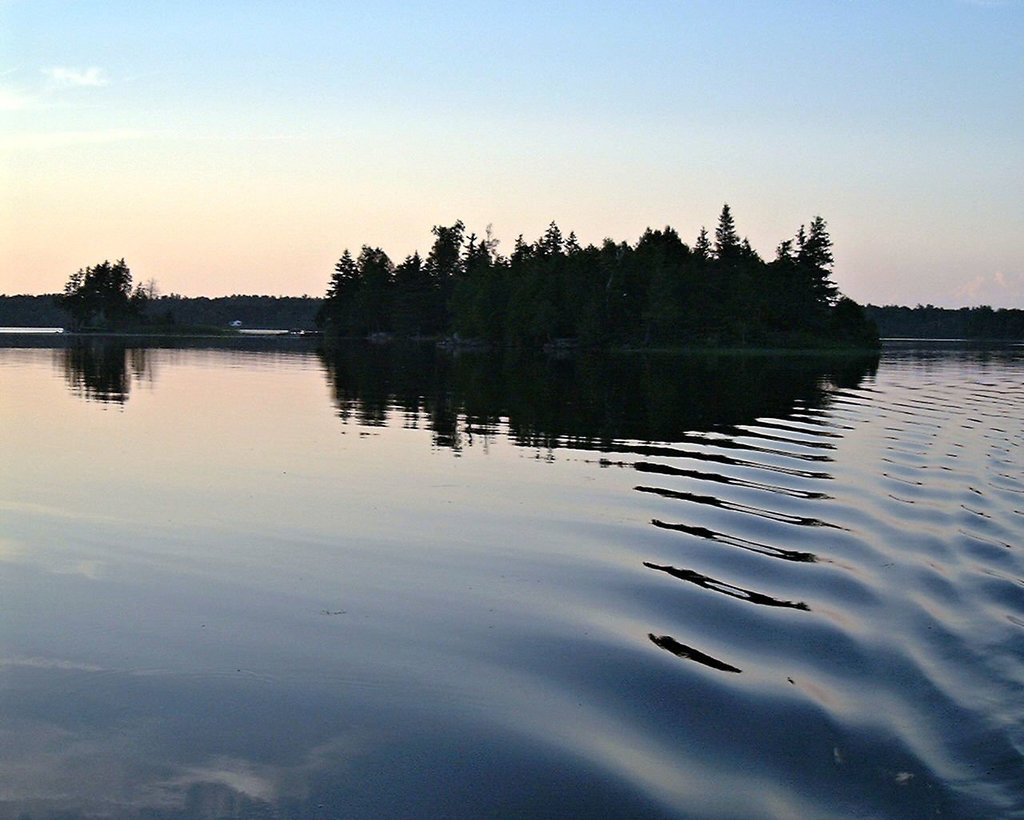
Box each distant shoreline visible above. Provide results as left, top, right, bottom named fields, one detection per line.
left=3, top=294, right=1023, bottom=343
left=0, top=327, right=990, bottom=357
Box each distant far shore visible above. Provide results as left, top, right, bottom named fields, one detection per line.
left=2, top=294, right=1023, bottom=342
left=0, top=294, right=323, bottom=332
left=0, top=325, right=323, bottom=340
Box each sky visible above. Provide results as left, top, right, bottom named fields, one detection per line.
left=1, top=0, right=1021, bottom=307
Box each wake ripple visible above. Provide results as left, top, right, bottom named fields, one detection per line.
left=629, top=351, right=1024, bottom=817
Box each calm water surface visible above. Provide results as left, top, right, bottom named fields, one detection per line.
left=1, top=338, right=1022, bottom=818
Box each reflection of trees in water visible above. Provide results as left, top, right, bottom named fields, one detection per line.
left=58, top=341, right=152, bottom=404
left=317, top=343, right=879, bottom=452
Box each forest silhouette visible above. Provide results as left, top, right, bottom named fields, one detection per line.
left=8, top=206, right=1023, bottom=344
left=6, top=294, right=1021, bottom=342
left=21, top=205, right=993, bottom=350
left=315, top=206, right=879, bottom=350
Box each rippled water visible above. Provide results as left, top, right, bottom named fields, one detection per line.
left=1, top=339, right=1021, bottom=818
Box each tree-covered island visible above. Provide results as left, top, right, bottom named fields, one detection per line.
left=316, top=205, right=879, bottom=350
left=56, top=259, right=149, bottom=332
left=51, top=261, right=315, bottom=334
left=47, top=205, right=878, bottom=349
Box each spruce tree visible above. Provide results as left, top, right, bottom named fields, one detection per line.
left=714, top=204, right=740, bottom=261
left=798, top=216, right=838, bottom=306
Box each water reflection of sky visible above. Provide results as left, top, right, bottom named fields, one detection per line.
left=1, top=343, right=1021, bottom=818
left=4, top=347, right=682, bottom=816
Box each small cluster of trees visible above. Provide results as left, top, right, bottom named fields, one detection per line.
left=53, top=263, right=323, bottom=331
left=316, top=206, right=878, bottom=348
left=56, top=259, right=151, bottom=331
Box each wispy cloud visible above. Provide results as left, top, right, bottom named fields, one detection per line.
left=43, top=66, right=109, bottom=88
left=1, top=65, right=111, bottom=111
left=954, top=271, right=1024, bottom=307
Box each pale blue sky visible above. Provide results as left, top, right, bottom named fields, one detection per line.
left=2, top=1, right=1021, bottom=306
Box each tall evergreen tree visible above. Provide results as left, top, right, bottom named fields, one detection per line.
left=796, top=216, right=839, bottom=310
left=800, top=216, right=838, bottom=305
left=316, top=249, right=361, bottom=332
left=714, top=204, right=741, bottom=261
left=452, top=234, right=507, bottom=342
left=693, top=227, right=712, bottom=260
left=354, top=246, right=394, bottom=333
left=426, top=220, right=465, bottom=330
left=392, top=252, right=431, bottom=337
left=538, top=221, right=563, bottom=257
left=637, top=227, right=690, bottom=344
left=329, top=250, right=359, bottom=297
left=798, top=216, right=834, bottom=271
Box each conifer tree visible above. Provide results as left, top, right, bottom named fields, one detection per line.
left=354, top=246, right=394, bottom=334
left=797, top=216, right=838, bottom=307
left=714, top=204, right=740, bottom=261
left=317, top=250, right=361, bottom=331
left=693, top=227, right=712, bottom=260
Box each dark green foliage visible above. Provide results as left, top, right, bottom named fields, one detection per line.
left=2, top=293, right=321, bottom=331
left=797, top=216, right=839, bottom=314
left=155, top=295, right=320, bottom=329
left=831, top=297, right=879, bottom=348
left=714, top=204, right=741, bottom=262
left=314, top=206, right=878, bottom=349
left=452, top=235, right=507, bottom=343
left=57, top=259, right=140, bottom=330
left=637, top=227, right=691, bottom=343
left=353, top=246, right=394, bottom=334
left=426, top=220, right=466, bottom=331
left=392, top=252, right=432, bottom=338
left=315, top=250, right=360, bottom=332
left=864, top=304, right=1024, bottom=340
left=0, top=294, right=66, bottom=326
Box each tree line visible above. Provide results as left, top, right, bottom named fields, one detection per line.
left=316, top=206, right=878, bottom=349
left=22, top=207, right=1023, bottom=344
left=864, top=304, right=1024, bottom=340
left=2, top=292, right=321, bottom=330
left=11, top=261, right=321, bottom=330
left=148, top=294, right=321, bottom=329
left=53, top=260, right=323, bottom=331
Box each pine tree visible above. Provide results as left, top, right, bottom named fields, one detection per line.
left=355, top=246, right=394, bottom=334
left=714, top=204, right=740, bottom=261
left=392, top=252, right=431, bottom=337
left=316, top=250, right=361, bottom=332
left=797, top=216, right=838, bottom=306
left=426, top=220, right=465, bottom=331
left=693, top=227, right=712, bottom=260
left=327, top=250, right=359, bottom=299
left=538, top=222, right=564, bottom=257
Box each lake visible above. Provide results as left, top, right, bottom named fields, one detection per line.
left=1, top=337, right=1022, bottom=818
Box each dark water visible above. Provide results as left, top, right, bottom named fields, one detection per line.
left=1, top=337, right=1022, bottom=818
